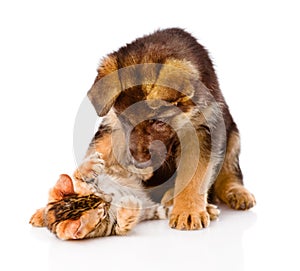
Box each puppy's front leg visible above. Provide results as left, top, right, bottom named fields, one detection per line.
left=170, top=126, right=223, bottom=230
left=170, top=162, right=210, bottom=230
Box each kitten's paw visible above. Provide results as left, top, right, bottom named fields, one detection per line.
left=116, top=196, right=141, bottom=235
left=225, top=186, right=256, bottom=210
left=84, top=152, right=105, bottom=179
left=30, top=208, right=45, bottom=227
left=75, top=152, right=105, bottom=182
left=73, top=152, right=105, bottom=194
left=88, top=152, right=105, bottom=176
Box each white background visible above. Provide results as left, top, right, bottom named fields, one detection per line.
left=1, top=0, right=300, bottom=270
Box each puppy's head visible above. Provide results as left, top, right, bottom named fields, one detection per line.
left=88, top=58, right=200, bottom=167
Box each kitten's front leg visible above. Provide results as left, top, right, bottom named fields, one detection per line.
left=74, top=152, right=105, bottom=181
left=114, top=196, right=141, bottom=236
left=73, top=152, right=105, bottom=194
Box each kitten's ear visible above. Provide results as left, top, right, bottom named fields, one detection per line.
left=48, top=174, right=75, bottom=201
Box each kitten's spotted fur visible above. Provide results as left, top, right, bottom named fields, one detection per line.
left=30, top=153, right=219, bottom=240
left=30, top=154, right=171, bottom=240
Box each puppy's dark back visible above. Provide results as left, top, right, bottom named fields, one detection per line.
left=111, top=28, right=234, bottom=131
left=116, top=28, right=219, bottom=92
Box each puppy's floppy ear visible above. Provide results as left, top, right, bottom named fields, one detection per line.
left=88, top=55, right=122, bottom=116
left=87, top=73, right=122, bottom=116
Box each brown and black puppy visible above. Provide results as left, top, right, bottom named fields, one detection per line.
left=74, top=28, right=256, bottom=230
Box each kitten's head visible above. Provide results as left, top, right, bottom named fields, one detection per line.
left=30, top=174, right=111, bottom=240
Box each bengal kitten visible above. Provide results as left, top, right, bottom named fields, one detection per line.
left=30, top=169, right=168, bottom=240
left=30, top=153, right=219, bottom=240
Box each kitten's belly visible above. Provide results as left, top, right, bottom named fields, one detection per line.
left=96, top=175, right=145, bottom=204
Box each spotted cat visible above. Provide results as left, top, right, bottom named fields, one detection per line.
left=30, top=174, right=171, bottom=239
left=30, top=153, right=219, bottom=240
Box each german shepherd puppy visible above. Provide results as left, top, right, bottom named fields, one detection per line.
left=74, top=28, right=256, bottom=230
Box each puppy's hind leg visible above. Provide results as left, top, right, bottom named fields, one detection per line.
left=213, top=129, right=256, bottom=210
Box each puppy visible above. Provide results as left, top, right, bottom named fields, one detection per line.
left=74, top=28, right=256, bottom=230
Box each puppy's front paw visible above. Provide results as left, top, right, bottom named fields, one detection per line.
left=169, top=208, right=210, bottom=230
